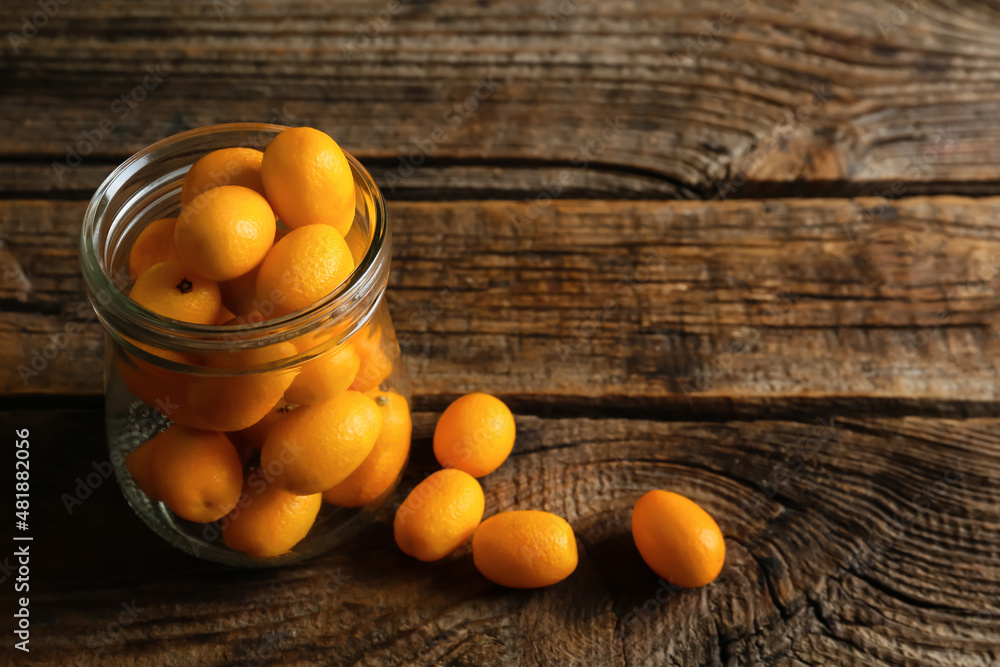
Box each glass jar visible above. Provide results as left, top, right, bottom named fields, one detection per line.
left=79, top=123, right=410, bottom=567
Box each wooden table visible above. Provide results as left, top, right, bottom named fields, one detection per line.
left=2, top=1, right=999, bottom=664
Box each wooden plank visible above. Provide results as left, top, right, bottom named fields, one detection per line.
left=0, top=161, right=686, bottom=201
left=3, top=0, right=1000, bottom=196
left=2, top=408, right=996, bottom=665
left=4, top=196, right=1000, bottom=416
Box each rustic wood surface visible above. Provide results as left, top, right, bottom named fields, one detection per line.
left=1, top=0, right=1000, bottom=665
left=0, top=409, right=997, bottom=667
left=7, top=197, right=1000, bottom=418
left=4, top=0, right=1000, bottom=198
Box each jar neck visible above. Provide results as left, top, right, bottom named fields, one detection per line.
left=79, top=123, right=390, bottom=368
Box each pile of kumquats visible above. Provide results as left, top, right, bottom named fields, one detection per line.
left=121, top=126, right=726, bottom=589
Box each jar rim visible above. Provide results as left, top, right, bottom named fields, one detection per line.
left=79, top=123, right=390, bottom=362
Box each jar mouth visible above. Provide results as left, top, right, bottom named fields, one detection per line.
left=80, top=123, right=390, bottom=365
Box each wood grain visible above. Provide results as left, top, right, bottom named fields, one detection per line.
left=2, top=409, right=996, bottom=666
left=3, top=0, right=1000, bottom=198
left=3, top=1, right=999, bottom=663
left=5, top=196, right=1000, bottom=417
